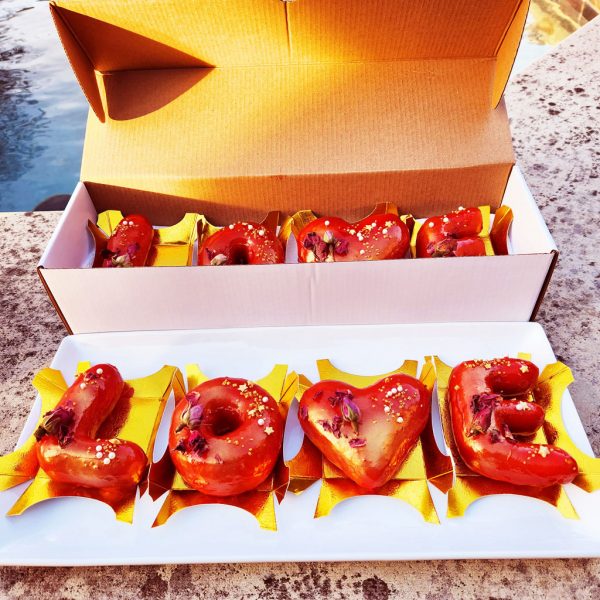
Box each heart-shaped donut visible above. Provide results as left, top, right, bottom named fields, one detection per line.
left=415, top=207, right=487, bottom=258
left=298, top=374, right=430, bottom=490
left=297, top=214, right=410, bottom=263
left=199, top=222, right=284, bottom=265
left=169, top=377, right=284, bottom=496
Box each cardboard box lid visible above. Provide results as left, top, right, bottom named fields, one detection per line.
left=50, top=0, right=530, bottom=219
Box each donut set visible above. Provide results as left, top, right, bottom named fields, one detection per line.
left=91, top=204, right=505, bottom=268
left=5, top=354, right=588, bottom=529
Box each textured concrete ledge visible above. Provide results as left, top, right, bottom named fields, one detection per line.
left=0, top=17, right=599, bottom=600
left=506, top=20, right=600, bottom=457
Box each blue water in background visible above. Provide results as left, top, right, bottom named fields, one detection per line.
left=0, top=1, right=558, bottom=212
left=0, top=0, right=85, bottom=211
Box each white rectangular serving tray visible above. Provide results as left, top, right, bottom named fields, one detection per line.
left=1, top=322, right=600, bottom=565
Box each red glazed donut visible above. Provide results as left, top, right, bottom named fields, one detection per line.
left=198, top=222, right=284, bottom=265
left=169, top=377, right=284, bottom=496
left=415, top=207, right=487, bottom=258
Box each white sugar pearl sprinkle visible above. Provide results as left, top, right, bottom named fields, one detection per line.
left=262, top=396, right=269, bottom=403
left=397, top=416, right=404, bottom=423
left=428, top=222, right=434, bottom=228
left=95, top=445, right=102, bottom=451
left=80, top=383, right=86, bottom=389
left=95, top=452, right=103, bottom=459
left=96, top=368, right=103, bottom=375
left=382, top=228, right=388, bottom=234
left=108, top=452, right=116, bottom=460
left=258, top=230, right=265, bottom=236
left=103, top=458, right=111, bottom=465
left=384, top=406, right=391, bottom=413
left=359, top=249, right=365, bottom=255
left=257, top=418, right=265, bottom=426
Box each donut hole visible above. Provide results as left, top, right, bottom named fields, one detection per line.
left=205, top=401, right=243, bottom=437
left=229, top=243, right=250, bottom=265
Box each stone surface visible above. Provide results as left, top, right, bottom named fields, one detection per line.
left=506, top=20, right=600, bottom=457
left=0, top=211, right=64, bottom=457
left=0, top=18, right=599, bottom=600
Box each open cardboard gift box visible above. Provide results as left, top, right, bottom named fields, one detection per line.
left=11, top=1, right=600, bottom=566
left=37, top=0, right=558, bottom=334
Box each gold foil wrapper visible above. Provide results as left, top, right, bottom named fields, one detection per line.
left=401, top=213, right=416, bottom=238
left=410, top=205, right=494, bottom=258
left=433, top=354, right=590, bottom=519
left=490, top=205, right=514, bottom=256
left=2, top=362, right=182, bottom=522
left=287, top=358, right=453, bottom=524
left=90, top=210, right=200, bottom=267
left=150, top=365, right=298, bottom=531
left=536, top=361, right=600, bottom=493
left=277, top=214, right=294, bottom=249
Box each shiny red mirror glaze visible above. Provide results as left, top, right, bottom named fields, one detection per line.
left=416, top=206, right=486, bottom=258
left=35, top=364, right=147, bottom=489
left=449, top=358, right=578, bottom=487
left=198, top=222, right=284, bottom=265
left=169, top=377, right=284, bottom=496
left=298, top=374, right=430, bottom=490
left=297, top=214, right=410, bottom=263
left=102, top=214, right=154, bottom=267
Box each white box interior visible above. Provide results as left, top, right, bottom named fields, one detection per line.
left=38, top=167, right=558, bottom=334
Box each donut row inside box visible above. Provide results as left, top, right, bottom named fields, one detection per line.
left=37, top=0, right=557, bottom=335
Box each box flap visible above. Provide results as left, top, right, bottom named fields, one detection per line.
left=50, top=0, right=528, bottom=217
left=81, top=60, right=515, bottom=220
left=49, top=3, right=213, bottom=122
left=287, top=0, right=529, bottom=106
left=50, top=1, right=290, bottom=72
left=51, top=0, right=529, bottom=100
